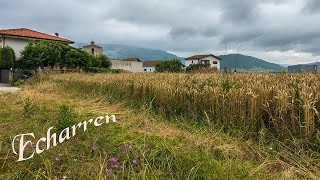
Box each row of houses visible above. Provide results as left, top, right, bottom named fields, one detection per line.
left=110, top=55, right=222, bottom=73
left=2, top=28, right=320, bottom=74
left=0, top=28, right=222, bottom=73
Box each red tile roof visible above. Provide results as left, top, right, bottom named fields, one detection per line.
left=0, top=28, right=74, bottom=44
left=186, top=54, right=222, bottom=60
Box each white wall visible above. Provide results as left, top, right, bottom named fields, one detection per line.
left=143, top=67, right=156, bottom=73
left=185, top=59, right=199, bottom=67
left=185, top=56, right=221, bottom=70
left=4, top=37, right=30, bottom=58
left=111, top=60, right=143, bottom=73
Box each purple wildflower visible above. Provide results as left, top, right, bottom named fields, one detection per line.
left=110, top=157, right=118, bottom=162
left=92, top=144, right=98, bottom=151
left=105, top=168, right=111, bottom=173
left=112, top=164, right=119, bottom=168
left=55, top=157, right=60, bottom=161
left=132, top=160, right=137, bottom=164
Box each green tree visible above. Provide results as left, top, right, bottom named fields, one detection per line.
left=91, top=56, right=102, bottom=68
left=155, top=59, right=183, bottom=73
left=99, top=54, right=112, bottom=68
left=18, top=41, right=64, bottom=69
left=17, top=41, right=91, bottom=69
left=63, top=49, right=91, bottom=69
left=0, top=46, right=16, bottom=69
left=186, top=64, right=202, bottom=72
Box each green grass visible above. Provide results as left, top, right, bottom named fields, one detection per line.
left=0, top=74, right=319, bottom=179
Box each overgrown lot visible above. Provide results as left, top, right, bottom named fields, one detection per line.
left=0, top=73, right=319, bottom=179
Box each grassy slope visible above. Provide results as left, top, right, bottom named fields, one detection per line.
left=0, top=74, right=319, bottom=179
left=220, top=54, right=285, bottom=72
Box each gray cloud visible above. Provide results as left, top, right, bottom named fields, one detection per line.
left=304, top=0, right=320, bottom=13
left=0, top=0, right=319, bottom=64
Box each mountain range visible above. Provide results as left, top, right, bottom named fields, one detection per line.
left=219, top=54, right=285, bottom=72
left=74, top=43, right=180, bottom=60
left=74, top=43, right=316, bottom=72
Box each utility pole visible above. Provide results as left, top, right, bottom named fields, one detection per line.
left=235, top=43, right=245, bottom=71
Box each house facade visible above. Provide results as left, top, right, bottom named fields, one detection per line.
left=185, top=54, right=222, bottom=70
left=0, top=28, right=74, bottom=58
left=143, top=61, right=161, bottom=73
left=81, top=41, right=103, bottom=57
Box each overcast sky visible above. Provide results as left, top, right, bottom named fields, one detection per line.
left=1, top=0, right=320, bottom=64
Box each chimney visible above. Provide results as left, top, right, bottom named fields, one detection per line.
left=55, top=33, right=59, bottom=37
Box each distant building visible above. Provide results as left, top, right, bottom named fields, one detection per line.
left=185, top=54, right=222, bottom=70
left=111, top=58, right=143, bottom=73
left=121, top=58, right=142, bottom=62
left=288, top=64, right=320, bottom=73
left=82, top=41, right=103, bottom=57
left=143, top=61, right=161, bottom=73
left=0, top=28, right=74, bottom=58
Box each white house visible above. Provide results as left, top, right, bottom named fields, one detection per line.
left=185, top=54, right=222, bottom=70
left=143, top=61, right=161, bottom=73
left=0, top=28, right=74, bottom=58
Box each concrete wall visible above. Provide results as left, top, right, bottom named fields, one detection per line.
left=3, top=37, right=30, bottom=58
left=185, top=56, right=221, bottom=70
left=143, top=66, right=156, bottom=73
left=111, top=60, right=143, bottom=73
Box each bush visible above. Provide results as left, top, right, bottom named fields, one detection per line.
left=17, top=41, right=106, bottom=70
left=155, top=59, right=183, bottom=72
left=91, top=55, right=102, bottom=68
left=0, top=46, right=16, bottom=69
left=186, top=64, right=202, bottom=72
left=87, top=67, right=123, bottom=73
left=57, top=105, right=76, bottom=132
left=63, top=48, right=91, bottom=69
left=99, top=54, right=112, bottom=68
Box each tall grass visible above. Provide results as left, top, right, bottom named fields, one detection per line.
left=41, top=73, right=319, bottom=142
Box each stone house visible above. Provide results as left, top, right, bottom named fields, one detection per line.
left=81, top=41, right=103, bottom=57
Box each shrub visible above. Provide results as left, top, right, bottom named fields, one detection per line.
left=17, top=41, right=98, bottom=70
left=63, top=48, right=91, bottom=69
left=91, top=55, right=102, bottom=68
left=155, top=59, right=183, bottom=72
left=57, top=105, right=75, bottom=132
left=0, top=46, right=16, bottom=69
left=186, top=64, right=202, bottom=72
left=99, top=54, right=112, bottom=68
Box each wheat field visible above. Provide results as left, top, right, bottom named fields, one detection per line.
left=44, top=73, right=320, bottom=142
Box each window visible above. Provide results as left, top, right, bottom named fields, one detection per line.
left=192, top=61, right=193, bottom=64
left=144, top=69, right=147, bottom=71
left=91, top=48, right=95, bottom=55
left=212, top=61, right=218, bottom=64
left=201, top=60, right=210, bottom=65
